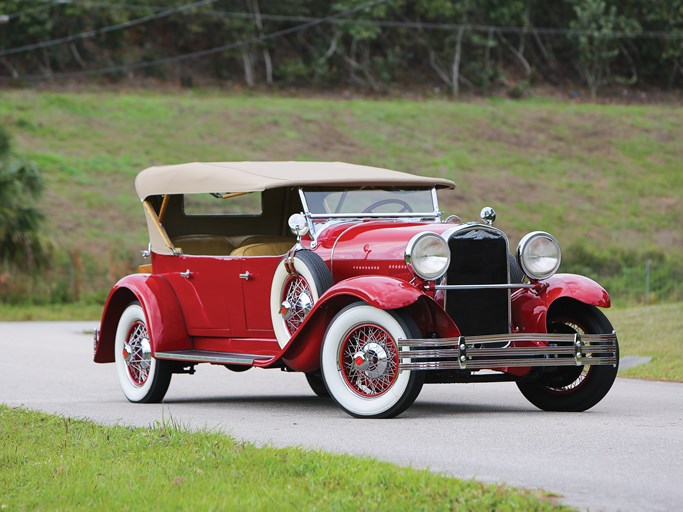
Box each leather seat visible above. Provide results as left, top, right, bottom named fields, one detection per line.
left=230, top=241, right=294, bottom=257
left=172, top=235, right=235, bottom=256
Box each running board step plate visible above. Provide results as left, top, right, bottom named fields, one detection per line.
left=154, top=350, right=273, bottom=365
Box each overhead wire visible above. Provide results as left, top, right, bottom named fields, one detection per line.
left=0, top=0, right=218, bottom=57
left=2, top=0, right=65, bottom=21
left=8, top=1, right=683, bottom=40
left=8, top=0, right=392, bottom=81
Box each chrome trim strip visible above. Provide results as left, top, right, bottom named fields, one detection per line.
left=435, top=283, right=535, bottom=290
left=154, top=350, right=272, bottom=365
left=308, top=212, right=441, bottom=219
left=398, top=332, right=618, bottom=371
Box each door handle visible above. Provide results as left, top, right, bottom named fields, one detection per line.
left=180, top=269, right=191, bottom=279
left=239, top=271, right=251, bottom=280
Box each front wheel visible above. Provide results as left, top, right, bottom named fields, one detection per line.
left=114, top=302, right=172, bottom=403
left=516, top=300, right=619, bottom=412
left=320, top=303, right=424, bottom=418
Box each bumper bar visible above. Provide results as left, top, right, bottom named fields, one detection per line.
left=398, top=332, right=618, bottom=370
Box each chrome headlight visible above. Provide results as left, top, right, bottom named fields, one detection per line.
left=517, top=231, right=561, bottom=280
left=405, top=232, right=451, bottom=281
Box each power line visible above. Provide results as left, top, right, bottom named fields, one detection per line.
left=9, top=0, right=391, bottom=81
left=13, top=1, right=683, bottom=40
left=0, top=0, right=218, bottom=57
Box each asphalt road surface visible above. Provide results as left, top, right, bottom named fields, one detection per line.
left=2, top=321, right=682, bottom=511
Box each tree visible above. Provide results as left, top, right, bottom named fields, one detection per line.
left=0, top=127, right=46, bottom=270
left=568, top=0, right=640, bottom=98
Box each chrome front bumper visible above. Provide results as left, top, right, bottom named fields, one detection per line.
left=398, top=332, right=618, bottom=371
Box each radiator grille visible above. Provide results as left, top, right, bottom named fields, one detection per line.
left=445, top=229, right=510, bottom=336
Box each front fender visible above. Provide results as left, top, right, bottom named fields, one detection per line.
left=512, top=273, right=611, bottom=333
left=274, top=276, right=426, bottom=372
left=319, top=275, right=424, bottom=309
left=94, top=274, right=190, bottom=363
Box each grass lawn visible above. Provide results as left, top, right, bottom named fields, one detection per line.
left=0, top=302, right=103, bottom=321
left=0, top=89, right=680, bottom=260
left=0, top=406, right=566, bottom=511
left=610, top=302, right=683, bottom=381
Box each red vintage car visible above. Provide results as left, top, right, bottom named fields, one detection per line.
left=94, top=162, right=618, bottom=418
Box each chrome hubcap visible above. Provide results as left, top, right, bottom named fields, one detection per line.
left=281, top=275, right=313, bottom=334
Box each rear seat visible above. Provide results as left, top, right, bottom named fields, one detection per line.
left=230, top=236, right=294, bottom=257
left=172, top=235, right=234, bottom=256
left=171, top=234, right=293, bottom=257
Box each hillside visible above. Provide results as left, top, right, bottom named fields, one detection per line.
left=0, top=89, right=681, bottom=303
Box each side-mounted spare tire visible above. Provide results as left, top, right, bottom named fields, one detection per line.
left=270, top=249, right=334, bottom=348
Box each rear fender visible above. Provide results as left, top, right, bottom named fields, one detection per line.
left=512, top=273, right=611, bottom=333
left=94, top=274, right=190, bottom=363
left=277, top=276, right=458, bottom=372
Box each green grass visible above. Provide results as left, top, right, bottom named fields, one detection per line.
left=0, top=302, right=103, bottom=321
left=610, top=302, right=683, bottom=382
left=0, top=90, right=681, bottom=258
left=0, top=406, right=566, bottom=511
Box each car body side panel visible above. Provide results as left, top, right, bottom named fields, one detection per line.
left=94, top=274, right=191, bottom=363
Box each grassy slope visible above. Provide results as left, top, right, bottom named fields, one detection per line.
left=0, top=406, right=566, bottom=511
left=0, top=90, right=681, bottom=260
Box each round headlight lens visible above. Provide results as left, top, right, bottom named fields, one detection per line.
left=517, top=231, right=561, bottom=280
left=405, top=233, right=451, bottom=281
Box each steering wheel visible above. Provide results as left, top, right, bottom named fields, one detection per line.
left=362, top=199, right=413, bottom=213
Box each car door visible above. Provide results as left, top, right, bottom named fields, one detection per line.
left=160, top=254, right=246, bottom=337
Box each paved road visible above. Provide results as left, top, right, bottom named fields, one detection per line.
left=2, top=322, right=682, bottom=511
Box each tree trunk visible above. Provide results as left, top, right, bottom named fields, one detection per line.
left=248, top=0, right=273, bottom=84
left=452, top=26, right=465, bottom=96
left=241, top=48, right=254, bottom=86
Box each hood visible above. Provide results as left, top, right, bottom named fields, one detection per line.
left=319, top=221, right=454, bottom=282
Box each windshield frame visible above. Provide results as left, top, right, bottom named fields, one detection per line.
left=298, top=187, right=442, bottom=220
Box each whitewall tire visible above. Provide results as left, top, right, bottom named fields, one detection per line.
left=320, top=302, right=424, bottom=418
left=114, top=302, right=172, bottom=403
left=270, top=250, right=333, bottom=348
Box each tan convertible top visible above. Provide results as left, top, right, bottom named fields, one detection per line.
left=135, top=161, right=455, bottom=199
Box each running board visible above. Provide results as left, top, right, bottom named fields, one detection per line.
left=154, top=350, right=273, bottom=365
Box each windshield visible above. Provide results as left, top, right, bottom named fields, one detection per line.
left=302, top=188, right=438, bottom=217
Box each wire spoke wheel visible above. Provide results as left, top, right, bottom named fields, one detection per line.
left=114, top=302, right=172, bottom=403
left=122, top=321, right=152, bottom=387
left=320, top=303, right=424, bottom=418
left=270, top=250, right=333, bottom=348
left=340, top=324, right=399, bottom=397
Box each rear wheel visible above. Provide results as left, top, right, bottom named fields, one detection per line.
left=516, top=300, right=618, bottom=412
left=114, top=302, right=172, bottom=403
left=320, top=303, right=424, bottom=418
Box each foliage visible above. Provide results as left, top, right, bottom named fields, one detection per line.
left=0, top=126, right=46, bottom=271
left=0, top=0, right=682, bottom=95
left=0, top=406, right=567, bottom=511
left=568, top=0, right=640, bottom=98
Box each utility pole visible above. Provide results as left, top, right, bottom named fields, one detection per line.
left=645, top=259, right=651, bottom=305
